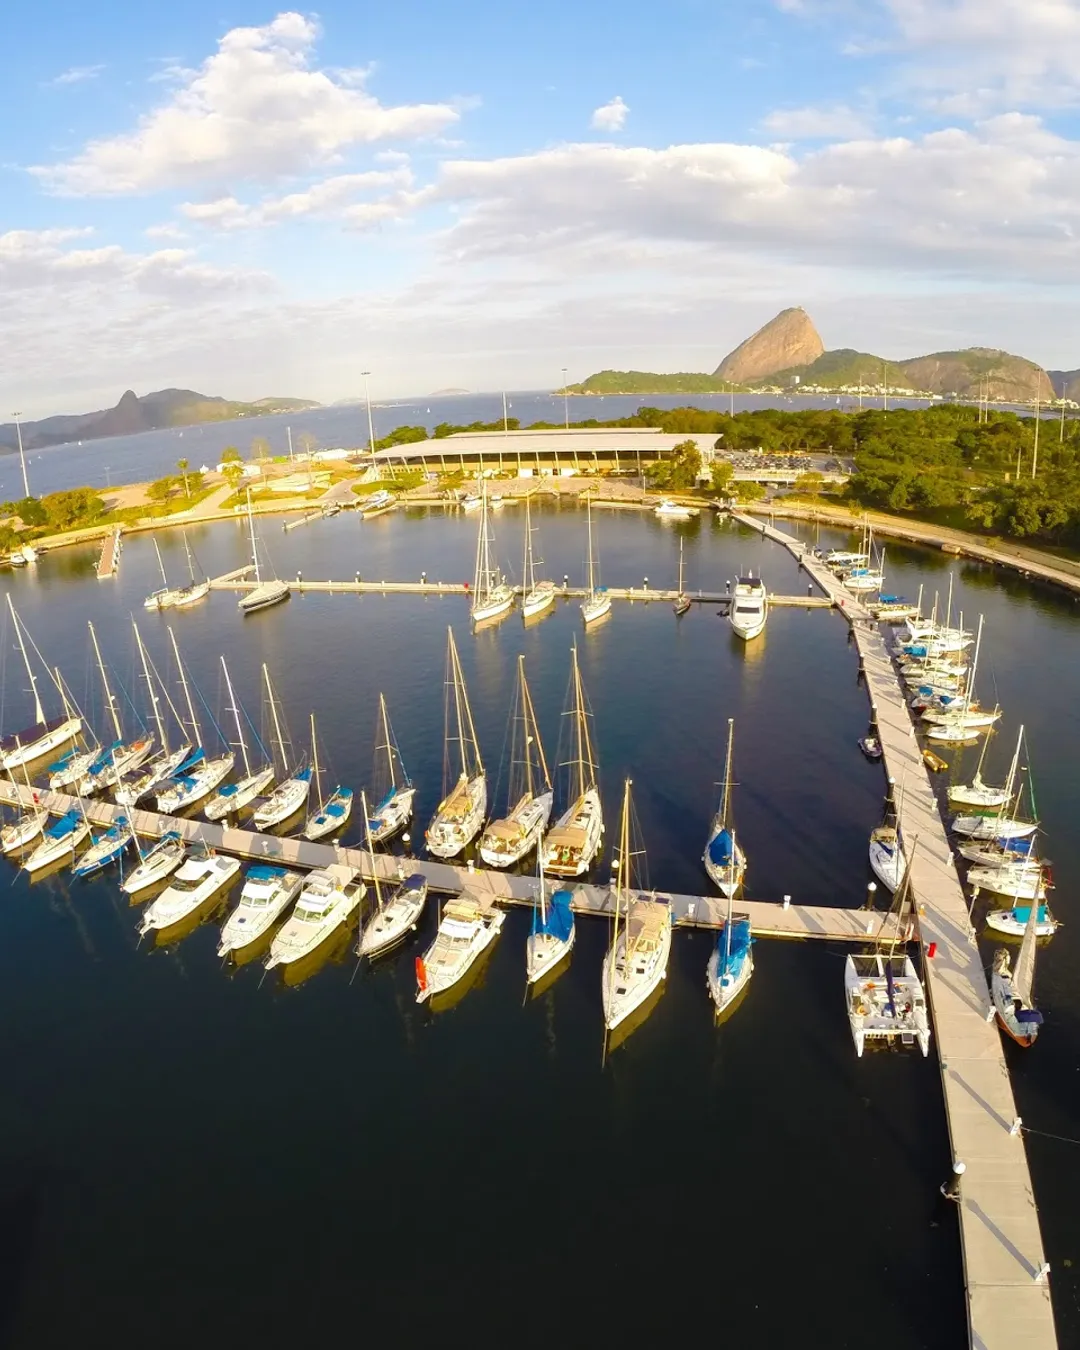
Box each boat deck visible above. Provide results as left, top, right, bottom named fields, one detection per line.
left=734, top=512, right=1057, bottom=1350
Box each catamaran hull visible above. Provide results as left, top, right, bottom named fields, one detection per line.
left=2, top=717, right=82, bottom=770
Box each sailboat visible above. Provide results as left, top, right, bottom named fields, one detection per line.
left=170, top=534, right=210, bottom=608
left=925, top=615, right=1000, bottom=742
left=426, top=628, right=487, bottom=858
left=78, top=622, right=155, bottom=794
left=470, top=480, right=514, bottom=625
left=46, top=670, right=101, bottom=792
left=238, top=487, right=290, bottom=613
left=114, top=622, right=194, bottom=805
left=155, top=630, right=235, bottom=813
left=521, top=491, right=556, bottom=619
left=673, top=537, right=691, bottom=616
left=302, top=713, right=353, bottom=840
left=991, top=900, right=1044, bottom=1047
left=217, top=863, right=305, bottom=958
left=525, top=847, right=575, bottom=984
left=947, top=728, right=1008, bottom=809
left=144, top=539, right=173, bottom=609
left=601, top=779, right=671, bottom=1031
left=844, top=850, right=930, bottom=1056
left=952, top=725, right=1036, bottom=839
left=358, top=790, right=429, bottom=958
left=479, top=655, right=553, bottom=868
left=73, top=812, right=135, bottom=877
left=541, top=645, right=603, bottom=877
left=120, top=829, right=187, bottom=897
left=869, top=822, right=906, bottom=892
left=0, top=596, right=81, bottom=770
left=1, top=763, right=47, bottom=853
left=251, top=675, right=312, bottom=829
left=581, top=497, right=611, bottom=625
left=204, top=659, right=276, bottom=819
left=703, top=718, right=746, bottom=897
left=22, top=807, right=91, bottom=874
left=367, top=693, right=415, bottom=843
left=415, top=892, right=505, bottom=1003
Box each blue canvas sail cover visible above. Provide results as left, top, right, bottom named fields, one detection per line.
left=1004, top=837, right=1034, bottom=856
left=708, top=828, right=735, bottom=869
left=718, top=916, right=752, bottom=974
left=172, top=748, right=205, bottom=778
left=247, top=865, right=286, bottom=882
left=46, top=809, right=82, bottom=837
left=533, top=888, right=574, bottom=942
left=878, top=594, right=903, bottom=604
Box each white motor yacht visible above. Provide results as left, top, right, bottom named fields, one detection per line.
left=265, top=865, right=365, bottom=969
left=137, top=850, right=240, bottom=935
left=217, top=865, right=305, bottom=957
left=654, top=499, right=699, bottom=519
left=729, top=575, right=768, bottom=641
left=415, top=897, right=505, bottom=1003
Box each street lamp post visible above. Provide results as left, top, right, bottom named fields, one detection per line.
left=361, top=371, right=376, bottom=454
left=561, top=368, right=569, bottom=430
left=12, top=412, right=29, bottom=497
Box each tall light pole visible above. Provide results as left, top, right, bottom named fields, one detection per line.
left=12, top=412, right=29, bottom=498
left=1031, top=393, right=1040, bottom=479
left=561, top=368, right=569, bottom=430
left=361, top=371, right=376, bottom=454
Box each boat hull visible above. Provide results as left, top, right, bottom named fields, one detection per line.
left=369, top=786, right=415, bottom=844
left=1, top=809, right=48, bottom=853
left=252, top=770, right=313, bottom=830
left=359, top=879, right=429, bottom=958
left=991, top=968, right=1039, bottom=1047
left=478, top=791, right=553, bottom=869
left=120, top=836, right=186, bottom=895
left=541, top=789, right=603, bottom=877
left=138, top=856, right=241, bottom=934
left=239, top=581, right=291, bottom=613
left=156, top=754, right=236, bottom=814
left=2, top=716, right=82, bottom=770
left=303, top=787, right=354, bottom=841
left=522, top=585, right=556, bottom=619
left=217, top=870, right=305, bottom=956
left=581, top=593, right=611, bottom=625
left=706, top=924, right=753, bottom=1015
left=24, top=820, right=92, bottom=873
left=415, top=908, right=504, bottom=1003
left=602, top=911, right=671, bottom=1031
left=426, top=776, right=486, bottom=859
left=525, top=925, right=576, bottom=984
left=204, top=766, right=276, bottom=821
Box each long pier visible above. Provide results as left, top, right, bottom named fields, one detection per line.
left=734, top=512, right=1057, bottom=1350
left=95, top=527, right=122, bottom=580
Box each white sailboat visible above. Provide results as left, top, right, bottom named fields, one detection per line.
left=1, top=763, right=47, bottom=853
left=1, top=596, right=81, bottom=770
left=703, top=718, right=746, bottom=897
left=673, top=537, right=691, bottom=616
left=358, top=790, right=429, bottom=958
left=479, top=655, right=553, bottom=868
left=968, top=859, right=1048, bottom=901
left=47, top=671, right=100, bottom=792
left=78, top=622, right=155, bottom=794
left=470, top=480, right=514, bottom=625
left=541, top=645, right=603, bottom=878
left=265, top=864, right=365, bottom=969
left=991, top=900, right=1043, bottom=1047
left=924, top=615, right=1000, bottom=741
left=580, top=497, right=611, bottom=626
left=144, top=538, right=173, bottom=610
left=251, top=671, right=312, bottom=829
left=706, top=881, right=753, bottom=1017
left=22, top=807, right=91, bottom=873
left=426, top=628, right=487, bottom=858
left=217, top=864, right=305, bottom=957
left=869, top=822, right=906, bottom=893
left=521, top=491, right=556, bottom=619
left=302, top=713, right=353, bottom=840
left=415, top=893, right=505, bottom=1003
left=120, top=829, right=187, bottom=896
left=170, top=534, right=210, bottom=608
left=986, top=904, right=1057, bottom=938
left=137, top=847, right=241, bottom=935
left=73, top=812, right=134, bottom=877
left=729, top=572, right=768, bottom=641
left=239, top=487, right=290, bottom=613
left=114, top=622, right=195, bottom=806
left=367, top=693, right=415, bottom=844
left=952, top=725, right=1035, bottom=839
left=155, top=629, right=235, bottom=813
left=204, top=659, right=276, bottom=820
left=525, top=847, right=575, bottom=984
left=601, top=778, right=671, bottom=1032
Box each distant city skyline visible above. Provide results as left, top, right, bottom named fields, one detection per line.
left=5, top=1, right=1080, bottom=416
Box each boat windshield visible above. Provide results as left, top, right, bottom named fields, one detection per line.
left=169, top=873, right=206, bottom=893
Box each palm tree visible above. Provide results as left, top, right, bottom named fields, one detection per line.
left=177, top=457, right=190, bottom=498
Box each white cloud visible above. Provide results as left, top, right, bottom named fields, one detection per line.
left=180, top=168, right=420, bottom=229
left=144, top=222, right=188, bottom=240
left=590, top=96, right=629, bottom=132
left=33, top=12, right=459, bottom=196
left=47, top=64, right=104, bottom=87
left=763, top=104, right=871, bottom=138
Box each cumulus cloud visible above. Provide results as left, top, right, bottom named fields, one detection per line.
left=180, top=168, right=421, bottom=229
left=47, top=64, right=104, bottom=87
left=763, top=104, right=872, bottom=138
left=590, top=96, right=629, bottom=132
left=32, top=12, right=458, bottom=195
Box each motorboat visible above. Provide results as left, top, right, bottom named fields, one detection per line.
left=120, top=830, right=187, bottom=896
left=23, top=809, right=91, bottom=873
left=217, top=865, right=305, bottom=957
left=859, top=735, right=882, bottom=761
left=265, top=865, right=365, bottom=968
left=138, top=849, right=241, bottom=935
left=729, top=574, right=767, bottom=641
left=415, top=897, right=505, bottom=1002
left=654, top=499, right=699, bottom=519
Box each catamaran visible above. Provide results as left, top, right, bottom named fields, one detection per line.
left=1, top=596, right=81, bottom=770
left=204, top=660, right=276, bottom=820
left=239, top=487, right=290, bottom=613
left=521, top=491, right=556, bottom=620
left=137, top=846, right=241, bottom=935
left=729, top=573, right=767, bottom=641
left=415, top=894, right=505, bottom=1003
left=302, top=713, right=353, bottom=840
left=265, top=864, right=365, bottom=969
left=251, top=682, right=312, bottom=829
left=77, top=622, right=155, bottom=794
left=703, top=718, right=746, bottom=897
left=367, top=693, right=415, bottom=844
left=602, top=778, right=671, bottom=1032
left=22, top=807, right=91, bottom=874
left=217, top=864, right=305, bottom=957
left=426, top=628, right=487, bottom=858
left=358, top=790, right=429, bottom=958
left=991, top=900, right=1043, bottom=1047
left=155, top=631, right=235, bottom=813
left=541, top=645, right=603, bottom=878
left=120, top=829, right=187, bottom=896
left=673, top=537, right=691, bottom=616
left=844, top=850, right=930, bottom=1057
left=581, top=497, right=611, bottom=626
left=479, top=655, right=553, bottom=868
left=525, top=847, right=575, bottom=984
left=470, top=480, right=514, bottom=625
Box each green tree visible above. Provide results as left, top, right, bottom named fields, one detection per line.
left=41, top=488, right=106, bottom=530
left=734, top=480, right=766, bottom=502
left=221, top=445, right=243, bottom=464
left=710, top=461, right=735, bottom=494
left=222, top=463, right=244, bottom=491
left=14, top=496, right=46, bottom=526
left=147, top=476, right=176, bottom=503
left=662, top=438, right=702, bottom=489
left=794, top=470, right=824, bottom=494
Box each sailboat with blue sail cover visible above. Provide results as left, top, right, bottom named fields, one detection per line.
left=703, top=719, right=746, bottom=898
left=368, top=693, right=415, bottom=844
left=525, top=848, right=575, bottom=984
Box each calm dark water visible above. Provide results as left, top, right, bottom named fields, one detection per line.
left=2, top=509, right=1078, bottom=1348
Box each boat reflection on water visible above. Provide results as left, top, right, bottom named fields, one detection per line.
left=25, top=853, right=79, bottom=887
left=604, top=978, right=666, bottom=1057
left=146, top=887, right=237, bottom=949
left=422, top=939, right=498, bottom=1015
left=279, top=924, right=355, bottom=989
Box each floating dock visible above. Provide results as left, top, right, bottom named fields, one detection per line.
left=734, top=512, right=1057, bottom=1350
left=95, top=527, right=122, bottom=580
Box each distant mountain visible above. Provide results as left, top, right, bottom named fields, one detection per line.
left=429, top=387, right=471, bottom=396
left=0, top=389, right=321, bottom=455
left=1048, top=369, right=1080, bottom=400
left=714, top=307, right=824, bottom=383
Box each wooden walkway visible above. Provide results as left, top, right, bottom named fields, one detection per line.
left=95, top=527, right=122, bottom=580
left=735, top=512, right=1057, bottom=1350
left=0, top=778, right=905, bottom=944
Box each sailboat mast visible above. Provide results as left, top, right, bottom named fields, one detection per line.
left=379, top=693, right=397, bottom=790
left=6, top=596, right=44, bottom=725
left=221, top=657, right=252, bottom=777
left=571, top=646, right=586, bottom=800
left=523, top=493, right=534, bottom=593
left=720, top=718, right=735, bottom=828
left=133, top=620, right=168, bottom=753
left=168, top=626, right=201, bottom=745
left=609, top=778, right=632, bottom=1009
left=965, top=614, right=984, bottom=714
left=183, top=532, right=196, bottom=583
left=586, top=499, right=596, bottom=594
left=519, top=655, right=550, bottom=796
left=361, top=789, right=383, bottom=911
left=263, top=664, right=287, bottom=772
left=246, top=487, right=262, bottom=584
left=88, top=621, right=122, bottom=743
left=454, top=632, right=483, bottom=777
left=154, top=538, right=169, bottom=589
left=678, top=537, right=685, bottom=594
left=310, top=712, right=323, bottom=812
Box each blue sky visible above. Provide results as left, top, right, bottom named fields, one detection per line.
left=5, top=1, right=1080, bottom=414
